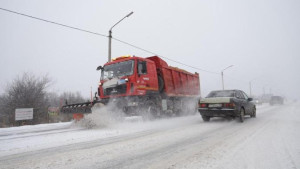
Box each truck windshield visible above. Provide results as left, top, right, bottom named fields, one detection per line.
left=101, top=60, right=134, bottom=80
left=206, top=90, right=234, bottom=98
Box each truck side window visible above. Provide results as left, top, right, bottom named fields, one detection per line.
left=138, top=61, right=147, bottom=74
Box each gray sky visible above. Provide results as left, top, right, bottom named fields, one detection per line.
left=0, top=0, right=299, bottom=99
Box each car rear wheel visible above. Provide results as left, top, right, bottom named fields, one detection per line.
left=202, top=115, right=210, bottom=122
left=240, top=108, right=245, bottom=123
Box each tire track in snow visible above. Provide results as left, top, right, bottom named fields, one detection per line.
left=0, top=129, right=157, bottom=168
left=149, top=104, right=295, bottom=169
left=0, top=128, right=86, bottom=141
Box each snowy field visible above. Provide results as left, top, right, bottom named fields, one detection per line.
left=0, top=102, right=299, bottom=169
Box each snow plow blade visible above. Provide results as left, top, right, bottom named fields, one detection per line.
left=61, top=101, right=94, bottom=114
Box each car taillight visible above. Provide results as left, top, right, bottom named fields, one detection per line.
left=224, top=103, right=235, bottom=108
left=200, top=103, right=207, bottom=108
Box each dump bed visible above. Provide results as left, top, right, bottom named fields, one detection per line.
left=147, top=56, right=200, bottom=97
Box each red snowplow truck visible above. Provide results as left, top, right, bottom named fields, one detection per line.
left=62, top=55, right=200, bottom=118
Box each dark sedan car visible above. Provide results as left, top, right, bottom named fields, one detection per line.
left=198, top=90, right=256, bottom=122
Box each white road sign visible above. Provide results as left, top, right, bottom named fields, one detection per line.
left=15, top=108, right=33, bottom=121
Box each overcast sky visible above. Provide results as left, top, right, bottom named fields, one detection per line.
left=0, top=0, right=299, bottom=99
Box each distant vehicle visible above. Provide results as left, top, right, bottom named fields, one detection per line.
left=269, top=96, right=284, bottom=105
left=252, top=98, right=262, bottom=105
left=198, top=90, right=256, bottom=122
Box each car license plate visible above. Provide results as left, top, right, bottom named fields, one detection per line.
left=208, top=104, right=222, bottom=108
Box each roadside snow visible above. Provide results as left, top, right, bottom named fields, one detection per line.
left=0, top=113, right=202, bottom=157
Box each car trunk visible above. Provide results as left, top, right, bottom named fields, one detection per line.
left=200, top=97, right=232, bottom=104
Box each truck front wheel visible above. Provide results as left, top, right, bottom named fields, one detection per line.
left=141, top=101, right=159, bottom=120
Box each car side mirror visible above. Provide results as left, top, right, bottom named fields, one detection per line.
left=248, top=98, right=253, bottom=101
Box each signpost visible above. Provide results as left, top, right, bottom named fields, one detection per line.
left=48, top=107, right=59, bottom=116
left=15, top=108, right=33, bottom=121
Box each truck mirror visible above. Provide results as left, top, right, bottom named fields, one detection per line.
left=96, top=66, right=103, bottom=71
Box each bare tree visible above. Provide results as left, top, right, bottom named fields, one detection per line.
left=46, top=91, right=88, bottom=108
left=46, top=92, right=60, bottom=107
left=0, top=95, right=9, bottom=127
left=59, top=91, right=86, bottom=105
left=0, top=73, right=89, bottom=127
left=1, top=72, right=51, bottom=125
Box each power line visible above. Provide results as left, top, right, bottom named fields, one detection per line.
left=0, top=7, right=107, bottom=37
left=112, top=37, right=220, bottom=75
left=1, top=7, right=219, bottom=75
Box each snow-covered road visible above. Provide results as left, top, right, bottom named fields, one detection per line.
left=0, top=103, right=299, bottom=169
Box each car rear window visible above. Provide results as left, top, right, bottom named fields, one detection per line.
left=206, top=91, right=235, bottom=98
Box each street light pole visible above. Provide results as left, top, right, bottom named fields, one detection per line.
left=108, top=11, right=134, bottom=62
left=108, top=30, right=112, bottom=62
left=221, top=65, right=234, bottom=90
left=221, top=71, right=224, bottom=90
left=249, top=77, right=261, bottom=97
left=249, top=81, right=252, bottom=96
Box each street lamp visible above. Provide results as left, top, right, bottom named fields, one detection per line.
left=221, top=65, right=234, bottom=90
left=108, top=11, right=134, bottom=62
left=249, top=78, right=258, bottom=97
left=249, top=76, right=263, bottom=97
left=249, top=81, right=253, bottom=96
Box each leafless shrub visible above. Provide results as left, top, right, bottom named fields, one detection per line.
left=0, top=72, right=88, bottom=127
left=59, top=91, right=86, bottom=105
left=0, top=72, right=50, bottom=125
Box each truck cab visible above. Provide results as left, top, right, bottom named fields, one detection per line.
left=98, top=56, right=159, bottom=101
